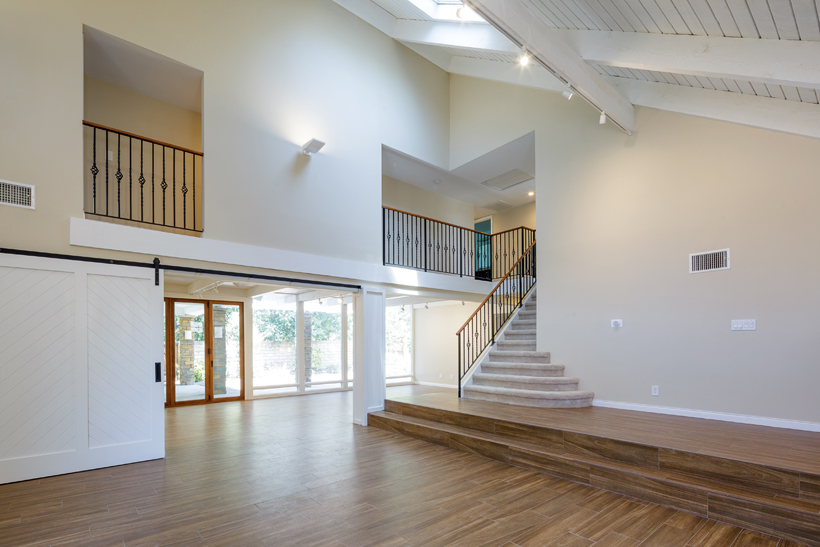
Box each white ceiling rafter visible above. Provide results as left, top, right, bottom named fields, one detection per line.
left=467, top=0, right=637, bottom=134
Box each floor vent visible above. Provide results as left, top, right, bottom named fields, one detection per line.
left=690, top=249, right=729, bottom=273
left=0, top=179, right=35, bottom=210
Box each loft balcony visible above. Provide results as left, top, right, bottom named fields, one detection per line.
left=83, top=121, right=203, bottom=235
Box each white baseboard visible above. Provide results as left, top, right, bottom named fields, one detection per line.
left=593, top=400, right=820, bottom=433
left=414, top=381, right=458, bottom=389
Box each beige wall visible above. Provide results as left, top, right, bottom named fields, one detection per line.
left=84, top=76, right=202, bottom=152
left=382, top=175, right=475, bottom=229
left=414, top=302, right=479, bottom=386
left=490, top=202, right=536, bottom=233
left=0, top=0, right=449, bottom=264
left=451, top=75, right=820, bottom=423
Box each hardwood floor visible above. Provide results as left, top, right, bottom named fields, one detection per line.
left=0, top=386, right=807, bottom=547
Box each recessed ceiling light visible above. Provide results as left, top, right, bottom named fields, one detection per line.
left=433, top=179, right=441, bottom=184
left=528, top=191, right=534, bottom=196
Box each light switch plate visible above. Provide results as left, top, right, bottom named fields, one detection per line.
left=651, top=385, right=659, bottom=396
left=731, top=320, right=756, bottom=331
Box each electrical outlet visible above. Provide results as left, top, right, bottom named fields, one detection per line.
left=106, top=151, right=113, bottom=161
left=651, top=385, right=659, bottom=396
left=439, top=373, right=443, bottom=379
left=731, top=319, right=756, bottom=331
left=450, top=374, right=453, bottom=379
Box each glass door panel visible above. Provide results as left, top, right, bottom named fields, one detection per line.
left=305, top=299, right=342, bottom=391
left=173, top=301, right=207, bottom=403
left=212, top=303, right=242, bottom=399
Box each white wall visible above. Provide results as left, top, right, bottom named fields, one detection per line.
left=451, top=75, right=820, bottom=424
left=0, top=0, right=449, bottom=265
left=414, top=302, right=479, bottom=386
left=382, top=175, right=476, bottom=229
left=490, top=202, right=536, bottom=233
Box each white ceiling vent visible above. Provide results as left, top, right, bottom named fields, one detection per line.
left=690, top=249, right=730, bottom=274
left=483, top=200, right=514, bottom=212
left=481, top=169, right=533, bottom=191
left=0, top=179, right=35, bottom=210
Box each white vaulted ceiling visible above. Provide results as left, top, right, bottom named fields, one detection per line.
left=333, top=0, right=820, bottom=139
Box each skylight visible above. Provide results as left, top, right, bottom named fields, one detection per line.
left=406, top=0, right=485, bottom=22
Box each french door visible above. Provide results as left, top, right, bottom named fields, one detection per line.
left=165, top=298, right=244, bottom=406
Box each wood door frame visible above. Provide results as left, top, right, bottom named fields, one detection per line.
left=165, top=298, right=245, bottom=407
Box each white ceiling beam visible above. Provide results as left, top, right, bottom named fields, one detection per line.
left=393, top=19, right=517, bottom=52
left=449, top=56, right=564, bottom=93
left=608, top=78, right=820, bottom=140
left=468, top=0, right=636, bottom=134
left=555, top=29, right=820, bottom=90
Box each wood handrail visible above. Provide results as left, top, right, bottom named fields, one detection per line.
left=83, top=121, right=204, bottom=157
left=382, top=206, right=533, bottom=237
left=457, top=240, right=536, bottom=335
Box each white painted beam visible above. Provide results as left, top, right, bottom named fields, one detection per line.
left=468, top=0, right=636, bottom=134
left=555, top=29, right=820, bottom=90
left=608, top=77, right=820, bottom=140
left=393, top=19, right=516, bottom=53
left=449, top=56, right=564, bottom=93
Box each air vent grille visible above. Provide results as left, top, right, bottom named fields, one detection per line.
left=0, top=180, right=35, bottom=210
left=690, top=249, right=729, bottom=274
left=481, top=169, right=534, bottom=191
left=483, top=200, right=514, bottom=212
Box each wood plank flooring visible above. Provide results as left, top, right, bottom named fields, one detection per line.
left=0, top=386, right=808, bottom=547
left=389, top=392, right=820, bottom=476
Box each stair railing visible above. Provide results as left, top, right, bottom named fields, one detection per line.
left=382, top=206, right=534, bottom=281
left=457, top=241, right=536, bottom=397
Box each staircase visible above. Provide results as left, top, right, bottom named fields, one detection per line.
left=462, top=292, right=594, bottom=408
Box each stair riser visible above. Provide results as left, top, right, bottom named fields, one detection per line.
left=464, top=389, right=593, bottom=409
left=473, top=379, right=579, bottom=392
left=496, top=342, right=537, bottom=351
left=489, top=353, right=550, bottom=364
left=510, top=322, right=536, bottom=330
left=369, top=410, right=820, bottom=547
left=482, top=366, right=563, bottom=378
left=503, top=332, right=536, bottom=341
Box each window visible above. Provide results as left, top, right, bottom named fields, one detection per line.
left=252, top=297, right=298, bottom=396
left=386, top=306, right=413, bottom=384
left=305, top=299, right=343, bottom=391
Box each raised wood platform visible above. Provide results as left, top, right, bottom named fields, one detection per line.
left=370, top=392, right=820, bottom=546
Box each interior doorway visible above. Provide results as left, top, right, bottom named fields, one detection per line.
left=165, top=298, right=244, bottom=406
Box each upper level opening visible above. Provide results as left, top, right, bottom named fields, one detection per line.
left=82, top=26, right=204, bottom=235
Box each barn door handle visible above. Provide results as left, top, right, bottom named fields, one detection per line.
left=155, top=362, right=162, bottom=383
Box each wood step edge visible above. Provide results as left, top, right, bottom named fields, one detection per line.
left=370, top=409, right=820, bottom=517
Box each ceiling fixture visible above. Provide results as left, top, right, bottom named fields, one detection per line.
left=528, top=191, right=534, bottom=196
left=456, top=5, right=470, bottom=18
left=425, top=302, right=429, bottom=309
left=401, top=305, right=405, bottom=312
left=433, top=179, right=441, bottom=185
left=301, top=138, right=325, bottom=156
left=599, top=111, right=607, bottom=125
left=318, top=299, right=323, bottom=305
left=519, top=49, right=529, bottom=67
left=481, top=169, right=533, bottom=191
left=562, top=84, right=573, bottom=100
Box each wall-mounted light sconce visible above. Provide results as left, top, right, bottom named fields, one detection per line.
left=302, top=138, right=326, bottom=156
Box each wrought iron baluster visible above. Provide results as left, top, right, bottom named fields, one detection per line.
left=173, top=149, right=176, bottom=228
left=139, top=141, right=145, bottom=221
left=116, top=134, right=122, bottom=218
left=129, top=137, right=133, bottom=220
left=182, top=151, right=188, bottom=229
left=91, top=128, right=98, bottom=214
left=105, top=130, right=109, bottom=216
left=161, top=146, right=167, bottom=226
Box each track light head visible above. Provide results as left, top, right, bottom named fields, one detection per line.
left=562, top=85, right=573, bottom=100
left=519, top=53, right=529, bottom=66
left=425, top=303, right=429, bottom=309
left=599, top=111, right=607, bottom=125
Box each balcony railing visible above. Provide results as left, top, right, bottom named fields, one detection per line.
left=83, top=121, right=203, bottom=233
left=382, top=206, right=534, bottom=281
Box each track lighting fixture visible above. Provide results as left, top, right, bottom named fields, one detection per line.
left=425, top=302, right=429, bottom=309
left=402, top=305, right=405, bottom=312
left=562, top=84, right=573, bottom=100
left=528, top=191, right=534, bottom=196
left=462, top=301, right=465, bottom=306
left=318, top=299, right=323, bottom=305
left=599, top=111, right=607, bottom=125
left=456, top=5, right=470, bottom=18
left=519, top=53, right=529, bottom=67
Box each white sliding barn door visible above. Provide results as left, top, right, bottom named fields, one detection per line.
left=0, top=254, right=164, bottom=484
